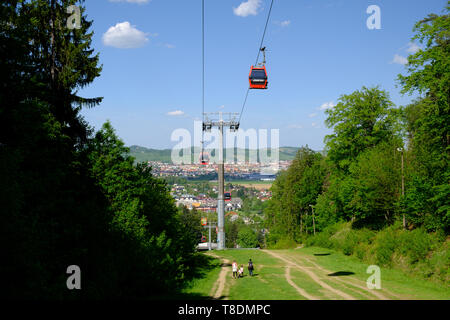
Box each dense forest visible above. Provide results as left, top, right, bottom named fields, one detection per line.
left=264, top=4, right=449, bottom=282
left=0, top=0, right=203, bottom=299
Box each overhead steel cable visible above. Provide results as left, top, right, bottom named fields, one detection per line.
left=238, top=0, right=275, bottom=124
left=255, top=0, right=274, bottom=66
left=238, top=88, right=250, bottom=123
left=201, top=0, right=205, bottom=160
left=202, top=0, right=205, bottom=118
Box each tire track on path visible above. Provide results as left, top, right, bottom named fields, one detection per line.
left=285, top=266, right=319, bottom=300
left=296, top=255, right=393, bottom=300
left=264, top=250, right=357, bottom=300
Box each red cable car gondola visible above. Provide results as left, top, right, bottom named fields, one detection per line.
left=249, top=65, right=268, bottom=89
left=224, top=192, right=231, bottom=201
left=199, top=151, right=210, bottom=165
left=249, top=46, right=268, bottom=90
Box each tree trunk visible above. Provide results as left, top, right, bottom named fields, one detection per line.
left=305, top=211, right=308, bottom=235
left=50, top=0, right=56, bottom=84
left=300, top=211, right=303, bottom=234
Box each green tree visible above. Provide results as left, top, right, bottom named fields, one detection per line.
left=88, top=121, right=199, bottom=296
left=0, top=0, right=111, bottom=299
left=398, top=4, right=449, bottom=232
left=178, top=206, right=203, bottom=250
left=324, top=86, right=399, bottom=172
left=264, top=170, right=288, bottom=245
left=264, top=147, right=326, bottom=243
left=347, top=142, right=403, bottom=228
left=237, top=227, right=259, bottom=248
left=225, top=218, right=240, bottom=248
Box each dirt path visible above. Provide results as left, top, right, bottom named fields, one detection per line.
left=264, top=250, right=357, bottom=300
left=296, top=255, right=394, bottom=300
left=208, top=254, right=231, bottom=299
left=285, top=266, right=319, bottom=300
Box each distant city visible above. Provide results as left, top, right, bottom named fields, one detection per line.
left=128, top=145, right=296, bottom=180
left=147, top=160, right=292, bottom=180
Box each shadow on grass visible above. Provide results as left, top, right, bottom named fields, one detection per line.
left=314, top=253, right=331, bottom=256
left=154, top=253, right=223, bottom=300
left=327, top=271, right=355, bottom=277
left=186, top=252, right=222, bottom=280
left=149, top=254, right=262, bottom=300
left=234, top=273, right=259, bottom=279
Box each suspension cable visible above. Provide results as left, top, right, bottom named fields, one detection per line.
left=201, top=0, right=205, bottom=158
left=202, top=0, right=205, bottom=119
left=255, top=0, right=274, bottom=66
left=239, top=0, right=275, bottom=123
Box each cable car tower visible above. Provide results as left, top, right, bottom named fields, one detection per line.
left=203, top=112, right=239, bottom=250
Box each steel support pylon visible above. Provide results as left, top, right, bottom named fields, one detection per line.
left=202, top=112, right=239, bottom=250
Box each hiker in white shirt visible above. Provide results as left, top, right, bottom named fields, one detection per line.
left=232, top=260, right=238, bottom=279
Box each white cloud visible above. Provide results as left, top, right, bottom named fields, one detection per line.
left=275, top=20, right=291, bottom=27
left=102, top=22, right=149, bottom=49
left=164, top=43, right=175, bottom=49
left=406, top=42, right=420, bottom=53
left=318, top=101, right=335, bottom=110
left=233, top=0, right=262, bottom=17
left=392, top=54, right=408, bottom=65
left=288, top=124, right=303, bottom=129
left=167, top=110, right=185, bottom=116
left=109, top=0, right=150, bottom=3
left=308, top=113, right=317, bottom=118
left=311, top=122, right=321, bottom=129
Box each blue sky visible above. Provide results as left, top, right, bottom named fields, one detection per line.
left=79, top=0, right=447, bottom=150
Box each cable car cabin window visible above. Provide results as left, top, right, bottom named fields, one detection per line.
left=250, top=69, right=267, bottom=80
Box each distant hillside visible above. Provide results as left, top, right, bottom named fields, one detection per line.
left=128, top=146, right=173, bottom=163
left=128, top=145, right=304, bottom=163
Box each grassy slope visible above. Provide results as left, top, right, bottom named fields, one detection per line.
left=182, top=248, right=450, bottom=300
left=297, top=247, right=450, bottom=300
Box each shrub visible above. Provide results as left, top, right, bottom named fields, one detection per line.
left=374, top=227, right=399, bottom=266
left=271, top=237, right=298, bottom=249
left=341, top=232, right=358, bottom=255
left=426, top=240, right=450, bottom=282
left=304, top=221, right=449, bottom=283
left=354, top=242, right=369, bottom=260
left=398, top=228, right=438, bottom=264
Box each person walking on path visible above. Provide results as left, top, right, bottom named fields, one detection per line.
left=248, top=259, right=254, bottom=277
left=232, top=260, right=238, bottom=279
left=238, top=265, right=244, bottom=278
